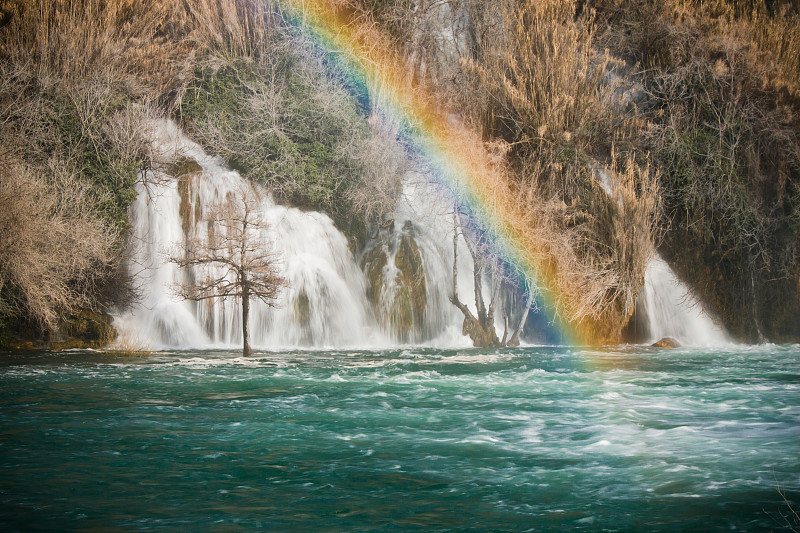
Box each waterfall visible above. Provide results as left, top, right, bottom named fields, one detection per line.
left=633, top=255, right=729, bottom=345
left=117, top=121, right=727, bottom=349
left=388, top=176, right=480, bottom=345
left=115, top=121, right=478, bottom=349
left=116, top=121, right=388, bottom=349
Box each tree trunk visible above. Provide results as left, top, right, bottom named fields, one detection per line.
left=507, top=287, right=535, bottom=347
left=450, top=211, right=500, bottom=348
left=241, top=279, right=252, bottom=356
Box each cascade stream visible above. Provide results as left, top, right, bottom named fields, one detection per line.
left=633, top=255, right=729, bottom=345
left=116, top=121, right=729, bottom=349
left=115, top=121, right=475, bottom=349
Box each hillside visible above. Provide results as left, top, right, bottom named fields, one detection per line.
left=1, top=0, right=797, bottom=346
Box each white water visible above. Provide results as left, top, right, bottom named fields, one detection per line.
left=116, top=121, right=476, bottom=349
left=636, top=254, right=729, bottom=345
left=596, top=170, right=728, bottom=345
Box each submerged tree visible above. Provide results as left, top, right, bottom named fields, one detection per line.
left=449, top=210, right=537, bottom=348
left=169, top=190, right=286, bottom=355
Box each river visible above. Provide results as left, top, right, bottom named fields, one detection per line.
left=1, top=345, right=798, bottom=531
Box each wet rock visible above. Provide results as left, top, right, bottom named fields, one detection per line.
left=169, top=157, right=202, bottom=177
left=652, top=336, right=681, bottom=348
left=361, top=226, right=427, bottom=342
left=61, top=309, right=117, bottom=347
left=292, top=289, right=313, bottom=345
left=4, top=310, right=117, bottom=351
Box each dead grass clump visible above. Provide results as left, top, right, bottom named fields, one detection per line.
left=103, top=328, right=152, bottom=357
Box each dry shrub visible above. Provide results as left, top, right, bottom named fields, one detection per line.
left=0, top=0, right=276, bottom=107
left=0, top=154, right=118, bottom=330
left=512, top=154, right=660, bottom=342
left=593, top=0, right=800, bottom=101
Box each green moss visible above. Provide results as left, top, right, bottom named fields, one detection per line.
left=361, top=229, right=427, bottom=342
left=25, top=86, right=142, bottom=233
left=179, top=59, right=376, bottom=244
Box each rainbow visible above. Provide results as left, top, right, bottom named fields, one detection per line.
left=277, top=0, right=580, bottom=345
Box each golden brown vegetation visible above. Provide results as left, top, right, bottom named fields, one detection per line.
left=102, top=327, right=152, bottom=357
left=0, top=0, right=275, bottom=106
left=590, top=0, right=800, bottom=341
left=0, top=155, right=117, bottom=330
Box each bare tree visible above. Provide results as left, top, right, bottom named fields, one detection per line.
left=169, top=190, right=286, bottom=355
left=449, top=210, right=536, bottom=348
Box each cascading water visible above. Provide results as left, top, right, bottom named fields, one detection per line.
left=375, top=175, right=479, bottom=346
left=633, top=255, right=729, bottom=345
left=116, top=120, right=477, bottom=349
left=117, top=121, right=388, bottom=349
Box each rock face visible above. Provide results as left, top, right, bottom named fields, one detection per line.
left=4, top=309, right=117, bottom=351
left=362, top=222, right=427, bottom=343
left=292, top=290, right=312, bottom=345
left=173, top=157, right=203, bottom=237
left=652, top=336, right=681, bottom=348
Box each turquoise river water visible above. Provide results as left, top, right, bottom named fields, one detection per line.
left=0, top=345, right=798, bottom=531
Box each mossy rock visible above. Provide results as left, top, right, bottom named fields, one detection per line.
left=362, top=229, right=427, bottom=342
left=2, top=309, right=117, bottom=351
left=292, top=289, right=313, bottom=345
left=362, top=244, right=388, bottom=307
left=394, top=234, right=427, bottom=337
left=169, top=157, right=202, bottom=178
left=294, top=290, right=311, bottom=327
left=61, top=309, right=117, bottom=347
left=652, top=336, right=681, bottom=348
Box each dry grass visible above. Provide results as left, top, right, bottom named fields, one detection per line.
left=0, top=0, right=275, bottom=107
left=593, top=0, right=800, bottom=101
left=589, top=0, right=800, bottom=340
left=103, top=327, right=152, bottom=357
